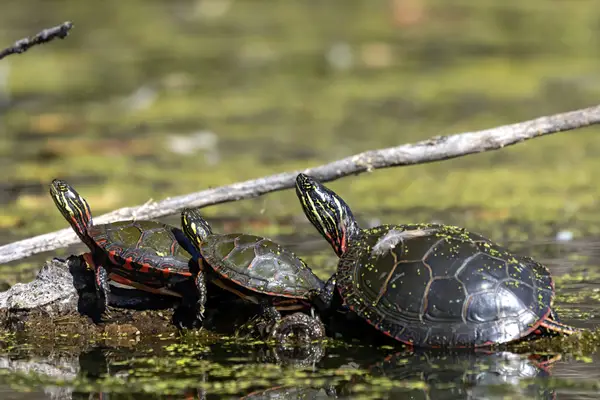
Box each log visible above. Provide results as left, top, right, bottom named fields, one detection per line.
left=0, top=104, right=599, bottom=265
left=0, top=21, right=73, bottom=60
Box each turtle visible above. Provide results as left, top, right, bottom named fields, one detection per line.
left=180, top=208, right=326, bottom=324
left=293, top=173, right=582, bottom=348
left=49, top=179, right=205, bottom=321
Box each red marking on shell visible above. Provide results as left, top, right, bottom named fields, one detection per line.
left=225, top=274, right=307, bottom=300
left=82, top=252, right=95, bottom=269
left=110, top=274, right=134, bottom=286
left=108, top=252, right=120, bottom=266
left=347, top=300, right=552, bottom=348
left=138, top=261, right=150, bottom=274
left=114, top=252, right=132, bottom=270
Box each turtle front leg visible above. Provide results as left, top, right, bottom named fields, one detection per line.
left=256, top=299, right=283, bottom=335
left=193, top=269, right=207, bottom=322
left=262, top=304, right=282, bottom=323
left=94, top=264, right=112, bottom=317
left=261, top=303, right=285, bottom=339
left=311, top=273, right=337, bottom=315
left=259, top=297, right=282, bottom=323
left=235, top=300, right=282, bottom=340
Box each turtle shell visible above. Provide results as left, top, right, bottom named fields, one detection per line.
left=336, top=223, right=555, bottom=348
left=89, top=220, right=195, bottom=288
left=199, top=233, right=324, bottom=299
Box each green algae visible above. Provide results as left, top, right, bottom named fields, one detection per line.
left=2, top=0, right=600, bottom=254
left=2, top=0, right=600, bottom=397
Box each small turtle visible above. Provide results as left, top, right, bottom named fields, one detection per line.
left=50, top=179, right=205, bottom=322
left=181, top=208, right=326, bottom=325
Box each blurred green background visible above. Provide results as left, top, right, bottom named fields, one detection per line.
left=1, top=0, right=600, bottom=283
left=2, top=1, right=600, bottom=397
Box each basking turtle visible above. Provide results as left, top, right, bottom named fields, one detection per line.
left=294, top=173, right=581, bottom=348
left=181, top=208, right=325, bottom=323
left=49, top=179, right=205, bottom=321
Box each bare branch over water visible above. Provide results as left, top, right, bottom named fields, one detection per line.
left=0, top=104, right=599, bottom=264
left=0, top=21, right=73, bottom=61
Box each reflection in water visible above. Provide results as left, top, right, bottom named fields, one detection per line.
left=348, top=351, right=558, bottom=399
left=0, top=356, right=79, bottom=399
left=0, top=344, right=562, bottom=399
left=241, top=386, right=334, bottom=400
left=2, top=0, right=600, bottom=398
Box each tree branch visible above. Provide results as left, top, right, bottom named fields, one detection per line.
left=0, top=21, right=73, bottom=61
left=1, top=104, right=599, bottom=265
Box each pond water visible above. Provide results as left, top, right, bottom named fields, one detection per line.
left=1, top=231, right=600, bottom=399
left=1, top=0, right=600, bottom=398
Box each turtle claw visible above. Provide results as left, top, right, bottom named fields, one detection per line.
left=261, top=304, right=282, bottom=323
left=196, top=310, right=205, bottom=324
left=238, top=310, right=325, bottom=344
left=106, top=304, right=119, bottom=314
left=173, top=304, right=203, bottom=330
left=190, top=294, right=205, bottom=327
left=101, top=305, right=116, bottom=321
left=235, top=304, right=281, bottom=340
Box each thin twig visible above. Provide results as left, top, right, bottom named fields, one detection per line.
left=0, top=104, right=599, bottom=265
left=0, top=21, right=73, bottom=61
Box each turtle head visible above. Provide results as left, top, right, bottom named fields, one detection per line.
left=295, top=173, right=360, bottom=257
left=181, top=208, right=213, bottom=250
left=49, top=179, right=94, bottom=246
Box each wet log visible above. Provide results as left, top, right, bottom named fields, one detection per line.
left=0, top=256, right=183, bottom=339
left=0, top=256, right=323, bottom=345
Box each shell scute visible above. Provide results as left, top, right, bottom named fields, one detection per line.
left=337, top=223, right=555, bottom=347
left=201, top=233, right=324, bottom=299
left=89, top=220, right=194, bottom=287
left=424, top=278, right=466, bottom=321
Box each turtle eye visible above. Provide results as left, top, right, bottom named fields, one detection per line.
left=296, top=174, right=314, bottom=191
left=52, top=179, right=68, bottom=192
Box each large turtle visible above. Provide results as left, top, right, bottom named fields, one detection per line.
left=49, top=179, right=205, bottom=321
left=294, top=173, right=581, bottom=348
left=180, top=208, right=326, bottom=324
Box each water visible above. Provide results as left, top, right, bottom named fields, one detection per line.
left=2, top=0, right=600, bottom=398
left=0, top=345, right=579, bottom=399
left=0, top=237, right=599, bottom=398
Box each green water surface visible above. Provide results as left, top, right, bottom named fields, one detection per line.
left=2, top=0, right=600, bottom=397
